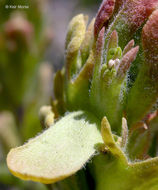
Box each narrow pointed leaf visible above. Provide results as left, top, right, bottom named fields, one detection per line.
left=122, top=39, right=134, bottom=56
left=107, top=30, right=118, bottom=50
left=117, top=46, right=139, bottom=79
left=94, top=0, right=115, bottom=38
left=101, top=117, right=127, bottom=163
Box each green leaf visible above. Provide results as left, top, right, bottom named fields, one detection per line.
left=101, top=116, right=127, bottom=163
left=65, top=14, right=88, bottom=79
left=7, top=111, right=103, bottom=184
left=66, top=56, right=94, bottom=111
left=126, top=9, right=158, bottom=127
left=80, top=18, right=95, bottom=65
left=91, top=116, right=158, bottom=190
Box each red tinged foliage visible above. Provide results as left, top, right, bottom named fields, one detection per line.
left=117, top=46, right=139, bottom=78
left=107, top=30, right=118, bottom=50
left=124, top=0, right=158, bottom=31
left=95, top=27, right=105, bottom=58
left=142, top=9, right=158, bottom=80
left=122, top=40, right=134, bottom=55
left=94, top=0, right=115, bottom=38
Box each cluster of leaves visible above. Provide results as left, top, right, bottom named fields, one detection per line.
left=6, top=0, right=158, bottom=190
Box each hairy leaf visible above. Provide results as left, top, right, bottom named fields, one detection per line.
left=7, top=111, right=103, bottom=184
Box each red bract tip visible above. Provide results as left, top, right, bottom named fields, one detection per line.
left=124, top=0, right=158, bottom=32
left=123, top=40, right=134, bottom=55
left=94, top=0, right=115, bottom=38
left=142, top=9, right=158, bottom=79
left=107, top=30, right=118, bottom=50
left=117, top=46, right=139, bottom=79
left=96, top=27, right=105, bottom=58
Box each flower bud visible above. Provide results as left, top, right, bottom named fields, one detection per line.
left=65, top=14, right=87, bottom=79
left=39, top=106, right=54, bottom=128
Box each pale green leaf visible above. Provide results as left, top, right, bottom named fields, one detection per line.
left=7, top=111, right=103, bottom=184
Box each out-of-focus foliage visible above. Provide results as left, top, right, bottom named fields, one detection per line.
left=0, top=0, right=53, bottom=189
left=0, top=0, right=48, bottom=111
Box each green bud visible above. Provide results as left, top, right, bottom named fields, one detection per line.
left=65, top=14, right=88, bottom=79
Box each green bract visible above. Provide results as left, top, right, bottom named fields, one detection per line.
left=7, top=0, right=158, bottom=189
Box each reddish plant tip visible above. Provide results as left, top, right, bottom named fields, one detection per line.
left=124, top=0, right=158, bottom=31
left=96, top=27, right=105, bottom=57
left=117, top=46, right=139, bottom=78
left=108, top=30, right=118, bottom=49
left=94, top=0, right=115, bottom=38
left=142, top=9, right=158, bottom=79
left=123, top=39, right=134, bottom=56
left=142, top=9, right=158, bottom=56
